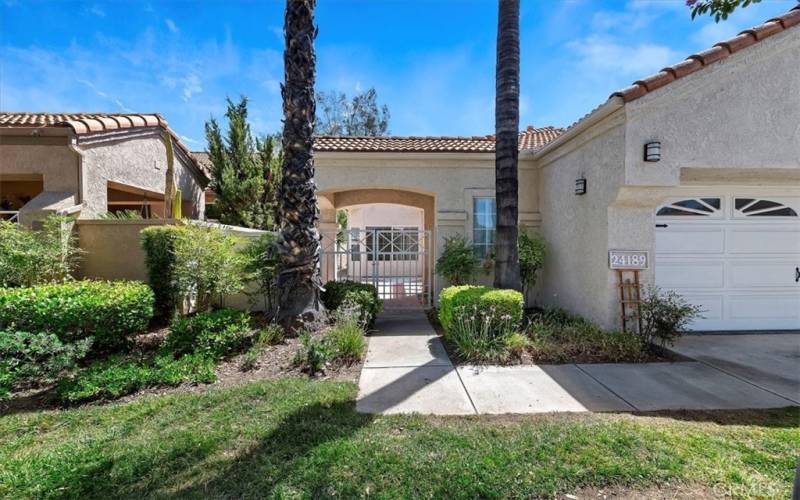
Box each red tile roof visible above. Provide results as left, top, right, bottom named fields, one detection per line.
left=0, top=112, right=207, bottom=182
left=314, top=126, right=564, bottom=153
left=611, top=6, right=800, bottom=102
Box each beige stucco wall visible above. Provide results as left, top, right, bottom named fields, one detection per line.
left=0, top=140, right=80, bottom=193
left=78, top=131, right=205, bottom=219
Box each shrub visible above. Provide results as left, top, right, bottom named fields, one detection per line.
left=173, top=224, right=247, bottom=312
left=0, top=215, right=80, bottom=288
left=444, top=304, right=519, bottom=363
left=518, top=232, right=546, bottom=302
left=438, top=285, right=524, bottom=333
left=295, top=333, right=331, bottom=375
left=242, top=233, right=280, bottom=315
left=504, top=332, right=529, bottom=359
left=141, top=225, right=182, bottom=320
left=435, top=235, right=478, bottom=286
left=57, top=353, right=216, bottom=404
left=165, top=308, right=251, bottom=359
left=0, top=281, right=154, bottom=349
left=321, top=281, right=382, bottom=327
left=639, top=286, right=702, bottom=348
left=327, top=304, right=367, bottom=363
left=0, top=330, right=91, bottom=397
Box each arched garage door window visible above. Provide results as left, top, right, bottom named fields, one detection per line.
left=734, top=198, right=798, bottom=217
left=656, top=198, right=721, bottom=217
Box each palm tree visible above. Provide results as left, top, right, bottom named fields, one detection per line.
left=277, top=0, right=325, bottom=331
left=493, top=0, right=522, bottom=291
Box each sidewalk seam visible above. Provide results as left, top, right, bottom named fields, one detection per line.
left=573, top=364, right=640, bottom=412
left=453, top=366, right=479, bottom=415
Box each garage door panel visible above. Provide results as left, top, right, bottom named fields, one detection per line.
left=680, top=295, right=723, bottom=321
left=656, top=261, right=724, bottom=288
left=728, top=295, right=800, bottom=320
left=729, top=261, right=798, bottom=288
left=656, top=228, right=724, bottom=254
left=727, top=227, right=800, bottom=254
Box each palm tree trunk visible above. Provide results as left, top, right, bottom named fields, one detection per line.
left=276, top=0, right=326, bottom=332
left=493, top=0, right=522, bottom=291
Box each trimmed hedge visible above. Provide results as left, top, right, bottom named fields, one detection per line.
left=321, top=281, right=383, bottom=327
left=0, top=281, right=154, bottom=349
left=438, top=285, right=524, bottom=332
left=141, top=225, right=183, bottom=320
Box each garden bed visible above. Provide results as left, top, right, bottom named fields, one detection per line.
left=427, top=308, right=676, bottom=366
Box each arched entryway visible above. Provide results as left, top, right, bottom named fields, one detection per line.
left=318, top=187, right=436, bottom=307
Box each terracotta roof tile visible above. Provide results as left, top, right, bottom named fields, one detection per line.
left=611, top=6, right=799, bottom=103
left=0, top=112, right=207, bottom=183
left=312, top=126, right=564, bottom=153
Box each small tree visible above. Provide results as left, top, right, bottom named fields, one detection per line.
left=436, top=235, right=478, bottom=286
left=205, top=97, right=279, bottom=229
left=518, top=232, right=546, bottom=303
left=638, top=286, right=702, bottom=349
left=687, top=0, right=761, bottom=22
left=242, top=233, right=280, bottom=316
left=162, top=130, right=177, bottom=219
left=0, top=215, right=80, bottom=288
left=316, top=88, right=390, bottom=136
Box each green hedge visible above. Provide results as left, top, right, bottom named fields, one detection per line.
left=0, top=281, right=154, bottom=349
left=438, top=285, right=524, bottom=332
left=165, top=308, right=251, bottom=359
left=141, top=225, right=183, bottom=320
left=321, top=281, right=383, bottom=327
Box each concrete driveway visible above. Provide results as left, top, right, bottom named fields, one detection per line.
left=669, top=333, right=800, bottom=404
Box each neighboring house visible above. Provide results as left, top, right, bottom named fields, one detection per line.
left=0, top=113, right=208, bottom=225
left=313, top=8, right=800, bottom=331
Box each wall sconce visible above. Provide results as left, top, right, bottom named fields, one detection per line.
left=644, top=141, right=661, bottom=162
left=574, top=177, right=587, bottom=195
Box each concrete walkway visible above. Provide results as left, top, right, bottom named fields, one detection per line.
left=357, top=311, right=799, bottom=415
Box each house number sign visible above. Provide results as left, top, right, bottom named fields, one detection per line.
left=608, top=250, right=649, bottom=270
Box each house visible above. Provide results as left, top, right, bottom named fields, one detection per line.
left=0, top=113, right=208, bottom=225
left=313, top=7, right=800, bottom=331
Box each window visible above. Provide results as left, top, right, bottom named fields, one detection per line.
left=365, top=227, right=419, bottom=261
left=473, top=197, right=496, bottom=258
left=656, top=198, right=721, bottom=217
left=735, top=198, right=798, bottom=217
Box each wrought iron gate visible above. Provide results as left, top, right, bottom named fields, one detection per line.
left=320, top=227, right=433, bottom=307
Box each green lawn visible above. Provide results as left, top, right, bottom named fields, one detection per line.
left=1, top=379, right=797, bottom=499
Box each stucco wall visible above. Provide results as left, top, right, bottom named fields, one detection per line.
left=0, top=142, right=79, bottom=193
left=79, top=131, right=205, bottom=219
left=537, top=111, right=626, bottom=326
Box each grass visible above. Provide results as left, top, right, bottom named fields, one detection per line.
left=1, top=379, right=797, bottom=499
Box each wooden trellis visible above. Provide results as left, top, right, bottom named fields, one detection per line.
left=617, top=269, right=643, bottom=334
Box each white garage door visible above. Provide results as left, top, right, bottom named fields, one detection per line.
left=655, top=195, right=800, bottom=331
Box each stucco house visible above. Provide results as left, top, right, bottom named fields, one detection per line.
left=313, top=7, right=800, bottom=331
left=0, top=113, right=208, bottom=226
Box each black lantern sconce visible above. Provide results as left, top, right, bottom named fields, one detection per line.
left=574, top=177, right=587, bottom=195
left=644, top=141, right=661, bottom=162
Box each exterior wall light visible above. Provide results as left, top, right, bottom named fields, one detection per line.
left=575, top=177, right=587, bottom=195
left=644, top=141, right=661, bottom=162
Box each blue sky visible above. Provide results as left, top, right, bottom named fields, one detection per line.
left=1, top=0, right=796, bottom=149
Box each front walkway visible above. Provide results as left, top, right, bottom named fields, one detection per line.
left=357, top=311, right=798, bottom=415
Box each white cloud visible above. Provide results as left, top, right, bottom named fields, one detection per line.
left=181, top=73, right=202, bottom=101
left=89, top=4, right=105, bottom=17
left=180, top=135, right=202, bottom=145
left=568, top=36, right=679, bottom=76
left=165, top=19, right=179, bottom=33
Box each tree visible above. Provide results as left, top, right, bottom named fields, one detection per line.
left=316, top=88, right=390, bottom=136
left=277, top=0, right=326, bottom=332
left=687, top=0, right=761, bottom=22
left=204, top=97, right=279, bottom=229
left=162, top=130, right=177, bottom=219
left=493, top=0, right=522, bottom=292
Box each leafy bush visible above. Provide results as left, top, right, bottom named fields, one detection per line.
left=435, top=235, right=478, bottom=286
left=321, top=281, right=382, bottom=327
left=0, top=330, right=92, bottom=397
left=639, top=287, right=702, bottom=348
left=0, top=281, right=154, bottom=349
left=526, top=308, right=643, bottom=363
left=445, top=304, right=519, bottom=363
left=327, top=304, right=367, bottom=363
left=504, top=332, right=530, bottom=359
left=518, top=232, right=546, bottom=301
left=242, top=233, right=280, bottom=315
left=0, top=215, right=80, bottom=288
left=141, top=225, right=182, bottom=320
left=172, top=224, right=248, bottom=312
left=295, top=333, right=330, bottom=375
left=57, top=353, right=216, bottom=404
left=438, top=285, right=524, bottom=333
left=165, top=308, right=251, bottom=359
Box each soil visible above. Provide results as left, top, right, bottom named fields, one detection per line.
left=425, top=308, right=677, bottom=366
left=1, top=318, right=363, bottom=415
